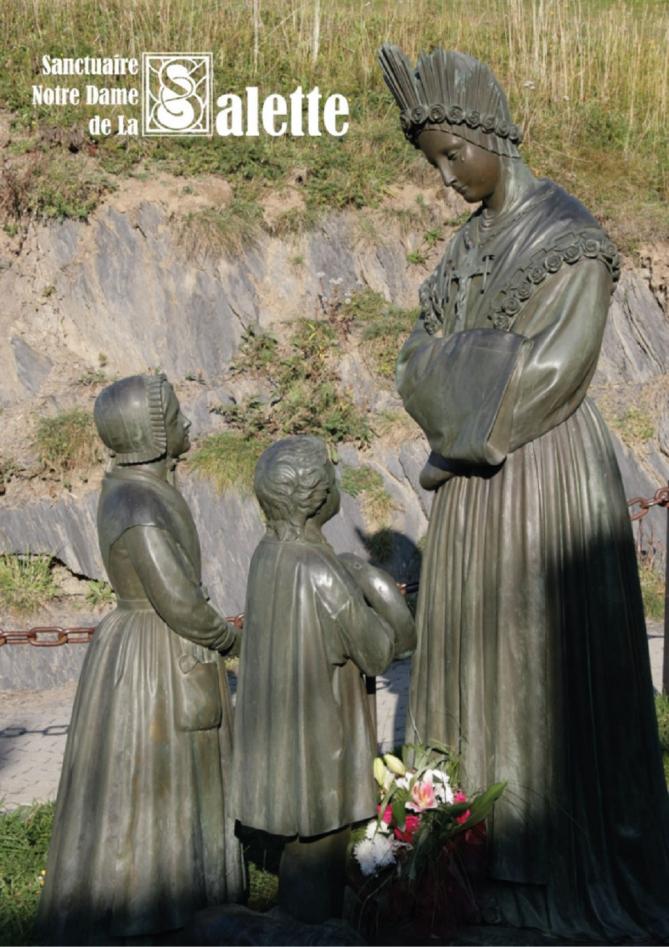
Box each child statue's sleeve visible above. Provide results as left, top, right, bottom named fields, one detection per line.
left=121, top=525, right=237, bottom=653
left=316, top=560, right=395, bottom=676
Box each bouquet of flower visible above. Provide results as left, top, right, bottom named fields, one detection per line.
left=351, top=743, right=505, bottom=941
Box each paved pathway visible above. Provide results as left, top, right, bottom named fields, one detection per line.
left=1, top=630, right=664, bottom=811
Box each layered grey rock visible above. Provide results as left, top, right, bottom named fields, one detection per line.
left=0, top=182, right=667, bottom=689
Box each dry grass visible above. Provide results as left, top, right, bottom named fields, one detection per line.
left=34, top=409, right=102, bottom=480
left=0, top=1, right=665, bottom=243
left=340, top=463, right=397, bottom=531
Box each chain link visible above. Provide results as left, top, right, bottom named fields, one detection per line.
left=0, top=627, right=92, bottom=647
left=627, top=486, right=669, bottom=522
left=0, top=618, right=245, bottom=646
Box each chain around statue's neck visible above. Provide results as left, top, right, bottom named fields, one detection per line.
left=472, top=161, right=541, bottom=246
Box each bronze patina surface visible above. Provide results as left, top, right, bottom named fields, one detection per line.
left=233, top=435, right=415, bottom=924
left=380, top=44, right=669, bottom=941
left=36, top=374, right=244, bottom=944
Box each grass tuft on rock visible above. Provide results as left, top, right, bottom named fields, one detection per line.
left=341, top=290, right=419, bottom=381
left=609, top=406, right=656, bottom=451
left=85, top=579, right=115, bottom=608
left=198, top=319, right=372, bottom=493
left=34, top=409, right=102, bottom=480
left=0, top=554, right=59, bottom=614
left=189, top=431, right=268, bottom=494
left=180, top=198, right=265, bottom=258
left=340, top=464, right=396, bottom=536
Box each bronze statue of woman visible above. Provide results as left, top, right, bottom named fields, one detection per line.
left=379, top=45, right=669, bottom=940
left=36, top=374, right=244, bottom=944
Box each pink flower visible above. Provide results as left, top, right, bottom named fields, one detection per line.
left=454, top=789, right=471, bottom=824
left=376, top=804, right=393, bottom=825
left=407, top=776, right=439, bottom=812
left=394, top=813, right=421, bottom=844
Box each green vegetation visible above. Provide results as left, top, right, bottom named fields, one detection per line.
left=190, top=290, right=418, bottom=493
left=231, top=326, right=279, bottom=375
left=0, top=153, right=115, bottom=223
left=35, top=409, right=102, bottom=480
left=192, top=316, right=371, bottom=492
left=180, top=197, right=264, bottom=258
left=0, top=0, right=665, bottom=246
left=85, top=579, right=115, bottom=608
left=656, top=694, right=669, bottom=786
left=0, top=456, right=19, bottom=492
left=0, top=803, right=280, bottom=945
left=341, top=289, right=418, bottom=380
left=340, top=464, right=398, bottom=562
left=0, top=803, right=53, bottom=946
left=76, top=368, right=106, bottom=387
left=0, top=554, right=58, bottom=614
left=189, top=430, right=267, bottom=494
left=609, top=406, right=656, bottom=450
left=247, top=863, right=279, bottom=913
left=340, top=464, right=384, bottom=499
left=640, top=560, right=665, bottom=623
left=226, top=318, right=371, bottom=444
left=406, top=227, right=446, bottom=266
left=340, top=464, right=395, bottom=528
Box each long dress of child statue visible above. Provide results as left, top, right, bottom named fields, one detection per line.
left=379, top=46, right=669, bottom=941
left=36, top=374, right=244, bottom=945
left=233, top=435, right=416, bottom=924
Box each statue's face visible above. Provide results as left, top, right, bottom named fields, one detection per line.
left=163, top=383, right=191, bottom=457
left=417, top=128, right=501, bottom=204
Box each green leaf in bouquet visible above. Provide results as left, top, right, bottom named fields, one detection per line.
left=452, top=781, right=506, bottom=833
left=406, top=817, right=435, bottom=882
left=392, top=797, right=407, bottom=829
left=446, top=800, right=471, bottom=818
left=423, top=739, right=453, bottom=758
left=405, top=742, right=429, bottom=770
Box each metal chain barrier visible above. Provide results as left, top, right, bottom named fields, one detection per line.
left=1, top=489, right=665, bottom=649
left=627, top=485, right=669, bottom=522
left=0, top=627, right=93, bottom=647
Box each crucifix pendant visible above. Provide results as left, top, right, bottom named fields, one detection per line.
left=450, top=251, right=495, bottom=326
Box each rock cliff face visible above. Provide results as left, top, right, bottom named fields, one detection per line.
left=0, top=177, right=667, bottom=673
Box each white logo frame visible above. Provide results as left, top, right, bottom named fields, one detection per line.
left=142, top=53, right=212, bottom=136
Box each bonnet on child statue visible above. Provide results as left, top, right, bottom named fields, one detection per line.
left=94, top=374, right=169, bottom=465
left=378, top=44, right=522, bottom=158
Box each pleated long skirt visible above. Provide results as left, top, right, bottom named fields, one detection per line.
left=407, top=398, right=669, bottom=940
left=35, top=606, right=244, bottom=945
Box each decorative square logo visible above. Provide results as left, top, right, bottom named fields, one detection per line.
left=142, top=53, right=212, bottom=136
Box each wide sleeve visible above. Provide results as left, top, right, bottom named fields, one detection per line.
left=397, top=259, right=611, bottom=464
left=121, top=525, right=237, bottom=653
left=315, top=562, right=395, bottom=677
left=507, top=258, right=610, bottom=450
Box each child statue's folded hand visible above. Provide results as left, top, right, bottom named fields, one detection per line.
left=338, top=552, right=416, bottom=659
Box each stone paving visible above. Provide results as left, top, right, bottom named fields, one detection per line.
left=1, top=630, right=664, bottom=811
